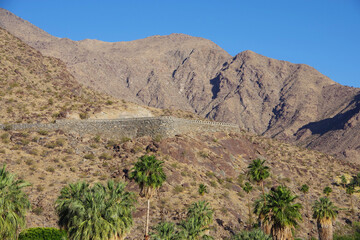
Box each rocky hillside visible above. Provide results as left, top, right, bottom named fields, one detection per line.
left=0, top=27, right=198, bottom=123
left=1, top=125, right=359, bottom=239
left=1, top=8, right=360, bottom=162
left=0, top=17, right=359, bottom=239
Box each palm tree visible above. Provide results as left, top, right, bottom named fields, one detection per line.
left=300, top=184, right=309, bottom=218
left=340, top=175, right=347, bottom=189
left=186, top=201, right=213, bottom=228
left=263, top=185, right=302, bottom=240
left=312, top=197, right=338, bottom=240
left=150, top=222, right=179, bottom=240
left=129, top=155, right=166, bottom=240
left=248, top=159, right=270, bottom=233
left=346, top=185, right=355, bottom=213
left=323, top=186, right=332, bottom=197
left=350, top=172, right=360, bottom=187
left=179, top=200, right=214, bottom=239
left=198, top=184, right=208, bottom=196
left=179, top=216, right=213, bottom=240
left=253, top=197, right=271, bottom=235
left=0, top=165, right=31, bottom=239
left=179, top=217, right=206, bottom=240
left=247, top=159, right=270, bottom=202
left=56, top=180, right=136, bottom=240
left=243, top=182, right=253, bottom=228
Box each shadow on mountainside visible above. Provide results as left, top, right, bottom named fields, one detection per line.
left=297, top=94, right=360, bottom=136
left=210, top=74, right=221, bottom=100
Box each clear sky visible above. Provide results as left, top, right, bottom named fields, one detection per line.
left=1, top=0, right=359, bottom=87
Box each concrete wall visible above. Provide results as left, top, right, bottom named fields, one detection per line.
left=0, top=117, right=239, bottom=139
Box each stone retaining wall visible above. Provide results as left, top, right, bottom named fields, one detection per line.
left=0, top=117, right=239, bottom=139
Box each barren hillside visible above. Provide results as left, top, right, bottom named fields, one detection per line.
left=1, top=8, right=360, bottom=162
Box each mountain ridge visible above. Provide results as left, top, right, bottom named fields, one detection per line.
left=1, top=8, right=360, bottom=162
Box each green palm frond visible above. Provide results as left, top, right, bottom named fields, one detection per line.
left=312, top=197, right=338, bottom=221
left=263, top=186, right=302, bottom=229
left=129, top=155, right=166, bottom=199
left=187, top=201, right=213, bottom=228
left=247, top=159, right=270, bottom=183
left=300, top=184, right=309, bottom=194
left=243, top=182, right=253, bottom=194
left=0, top=165, right=31, bottom=239
left=55, top=180, right=136, bottom=240
left=150, top=222, right=179, bottom=240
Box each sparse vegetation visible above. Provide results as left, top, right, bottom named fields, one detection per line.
left=198, top=183, right=208, bottom=196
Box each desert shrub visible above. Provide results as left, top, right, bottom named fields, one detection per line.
left=1, top=133, right=9, bottom=140
left=206, top=171, right=215, bottom=178
left=230, top=228, right=271, bottom=240
left=36, top=185, right=44, bottom=192
left=20, top=139, right=30, bottom=145
left=153, top=134, right=162, bottom=143
left=198, top=151, right=209, bottom=158
left=121, top=137, right=132, bottom=143
left=37, top=130, right=48, bottom=136
left=79, top=112, right=89, bottom=119
left=25, top=159, right=34, bottom=166
left=45, top=142, right=57, bottom=149
left=105, top=100, right=113, bottom=105
left=18, top=227, right=67, bottom=240
left=84, top=153, right=95, bottom=160
left=106, top=139, right=118, bottom=148
left=28, top=149, right=39, bottom=156
left=48, top=98, right=54, bottom=105
left=210, top=180, right=217, bottom=188
left=55, top=138, right=65, bottom=147
left=3, top=124, right=12, bottom=131
left=32, top=207, right=44, bottom=216
left=1, top=133, right=10, bottom=143
left=99, top=153, right=112, bottom=160
left=93, top=135, right=101, bottom=143
left=46, top=167, right=55, bottom=173
left=173, top=185, right=184, bottom=194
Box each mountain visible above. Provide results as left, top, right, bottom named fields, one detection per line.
left=1, top=8, right=360, bottom=162
left=0, top=13, right=359, bottom=239
left=0, top=26, right=197, bottom=123
left=0, top=8, right=231, bottom=112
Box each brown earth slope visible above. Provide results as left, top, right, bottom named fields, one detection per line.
left=2, top=127, right=360, bottom=239
left=1, top=8, right=360, bottom=162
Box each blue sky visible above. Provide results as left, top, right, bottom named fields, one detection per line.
left=1, top=0, right=360, bottom=87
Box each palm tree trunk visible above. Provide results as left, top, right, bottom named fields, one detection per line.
left=144, top=199, right=150, bottom=240
left=271, top=226, right=293, bottom=240
left=317, top=218, right=333, bottom=240
left=305, top=194, right=309, bottom=218
left=247, top=198, right=253, bottom=229
left=264, top=221, right=272, bottom=235
left=261, top=181, right=266, bottom=204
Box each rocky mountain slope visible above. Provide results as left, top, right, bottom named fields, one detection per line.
left=0, top=27, right=198, bottom=123
left=1, top=121, right=359, bottom=239
left=0, top=16, right=359, bottom=239
left=1, top=8, right=360, bottom=162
